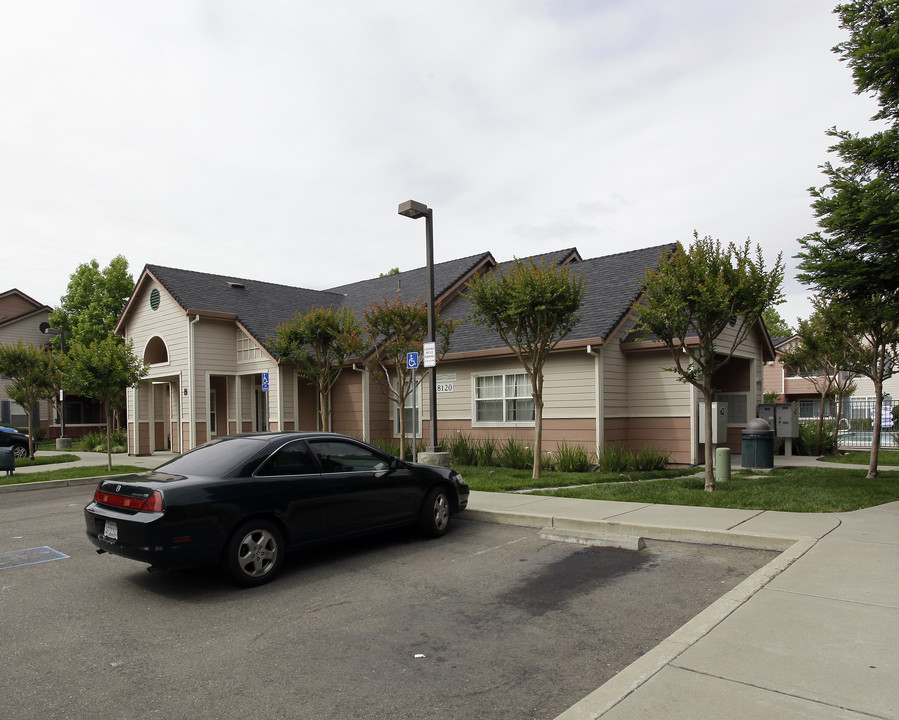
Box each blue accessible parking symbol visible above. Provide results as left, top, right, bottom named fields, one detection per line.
left=407, top=352, right=419, bottom=369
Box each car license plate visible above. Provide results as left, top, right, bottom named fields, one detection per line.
left=103, top=520, right=118, bottom=542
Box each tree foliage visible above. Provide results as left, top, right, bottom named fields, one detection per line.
left=49, top=256, right=135, bottom=346
left=761, top=305, right=795, bottom=339
left=465, top=259, right=585, bottom=479
left=62, top=336, right=147, bottom=469
left=0, top=340, right=59, bottom=458
left=270, top=306, right=365, bottom=431
left=362, top=297, right=455, bottom=460
left=834, top=0, right=899, bottom=123
left=636, top=235, right=784, bottom=491
left=779, top=299, right=859, bottom=453
left=796, top=0, right=899, bottom=477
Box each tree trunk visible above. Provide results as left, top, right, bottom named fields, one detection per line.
left=868, top=384, right=882, bottom=480
left=815, top=390, right=828, bottom=455
left=26, top=410, right=36, bottom=460
left=532, top=370, right=544, bottom=480
left=318, top=388, right=330, bottom=432
left=703, top=381, right=715, bottom=492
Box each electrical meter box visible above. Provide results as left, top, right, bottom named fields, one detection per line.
left=775, top=402, right=800, bottom=438
left=699, top=402, right=728, bottom=444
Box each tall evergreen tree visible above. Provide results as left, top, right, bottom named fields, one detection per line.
left=796, top=1, right=899, bottom=478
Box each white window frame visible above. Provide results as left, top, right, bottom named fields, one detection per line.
left=472, top=372, right=535, bottom=426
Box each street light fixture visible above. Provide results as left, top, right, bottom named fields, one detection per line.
left=398, top=199, right=440, bottom=452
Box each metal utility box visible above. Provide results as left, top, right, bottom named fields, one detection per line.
left=699, top=402, right=728, bottom=444
left=0, top=447, right=14, bottom=475
left=757, top=403, right=776, bottom=430
left=775, top=402, right=800, bottom=439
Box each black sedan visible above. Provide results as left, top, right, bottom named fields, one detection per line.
left=84, top=432, right=468, bottom=586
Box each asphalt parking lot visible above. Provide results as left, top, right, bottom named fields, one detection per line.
left=1, top=485, right=776, bottom=720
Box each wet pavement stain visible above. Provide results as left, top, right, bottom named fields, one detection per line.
left=497, top=546, right=650, bottom=616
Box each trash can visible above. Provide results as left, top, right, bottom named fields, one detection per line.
left=742, top=418, right=774, bottom=469
left=0, top=447, right=14, bottom=476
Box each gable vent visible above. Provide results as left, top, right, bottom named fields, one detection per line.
left=227, top=281, right=245, bottom=289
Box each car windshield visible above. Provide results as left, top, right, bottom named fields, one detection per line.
left=155, top=437, right=270, bottom=477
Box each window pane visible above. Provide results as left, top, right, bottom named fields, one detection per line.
left=476, top=375, right=502, bottom=399
left=506, top=373, right=528, bottom=398
left=310, top=440, right=390, bottom=473
left=476, top=399, right=503, bottom=423
left=507, top=398, right=535, bottom=422
left=257, top=441, right=317, bottom=476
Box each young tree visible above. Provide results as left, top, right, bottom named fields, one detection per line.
left=796, top=0, right=899, bottom=477
left=62, top=335, right=147, bottom=470
left=362, top=297, right=455, bottom=460
left=0, top=341, right=59, bottom=458
left=779, top=299, right=859, bottom=454
left=465, top=259, right=585, bottom=479
left=270, top=306, right=365, bottom=431
left=635, top=235, right=784, bottom=491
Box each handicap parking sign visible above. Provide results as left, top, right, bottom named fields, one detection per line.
left=407, top=352, right=419, bottom=369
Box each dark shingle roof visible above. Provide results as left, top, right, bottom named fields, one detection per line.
left=444, top=243, right=677, bottom=354
left=144, top=265, right=345, bottom=346
left=326, top=252, right=492, bottom=315
left=139, top=244, right=675, bottom=358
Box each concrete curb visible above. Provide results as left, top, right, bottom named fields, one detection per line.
left=465, top=508, right=802, bottom=552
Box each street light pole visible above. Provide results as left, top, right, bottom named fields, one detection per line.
left=41, top=325, right=67, bottom=446
left=398, top=199, right=440, bottom=452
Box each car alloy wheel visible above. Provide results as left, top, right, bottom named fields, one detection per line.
left=224, top=519, right=284, bottom=587
left=418, top=487, right=450, bottom=538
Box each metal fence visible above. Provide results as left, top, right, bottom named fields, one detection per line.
left=827, top=397, right=898, bottom=450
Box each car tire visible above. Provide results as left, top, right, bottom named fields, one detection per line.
left=12, top=445, right=28, bottom=459
left=418, top=486, right=451, bottom=538
left=222, top=519, right=285, bottom=587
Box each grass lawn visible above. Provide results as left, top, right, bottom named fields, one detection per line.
left=1, top=464, right=149, bottom=487
left=12, top=454, right=81, bottom=467
left=459, top=464, right=899, bottom=513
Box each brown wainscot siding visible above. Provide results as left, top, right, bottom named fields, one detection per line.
left=614, top=416, right=693, bottom=467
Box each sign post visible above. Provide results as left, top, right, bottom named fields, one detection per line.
left=407, top=353, right=419, bottom=462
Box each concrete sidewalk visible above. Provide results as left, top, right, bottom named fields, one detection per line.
left=466, top=486, right=898, bottom=718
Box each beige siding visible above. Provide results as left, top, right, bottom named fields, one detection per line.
left=627, top=351, right=691, bottom=416
left=0, top=313, right=50, bottom=347
left=124, top=282, right=189, bottom=371
left=542, top=350, right=596, bottom=419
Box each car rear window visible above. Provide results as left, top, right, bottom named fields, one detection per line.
left=155, top=437, right=270, bottom=476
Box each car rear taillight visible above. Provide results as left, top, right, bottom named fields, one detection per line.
left=94, top=486, right=165, bottom=512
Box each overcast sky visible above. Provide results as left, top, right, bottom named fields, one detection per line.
left=1, top=0, right=882, bottom=328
